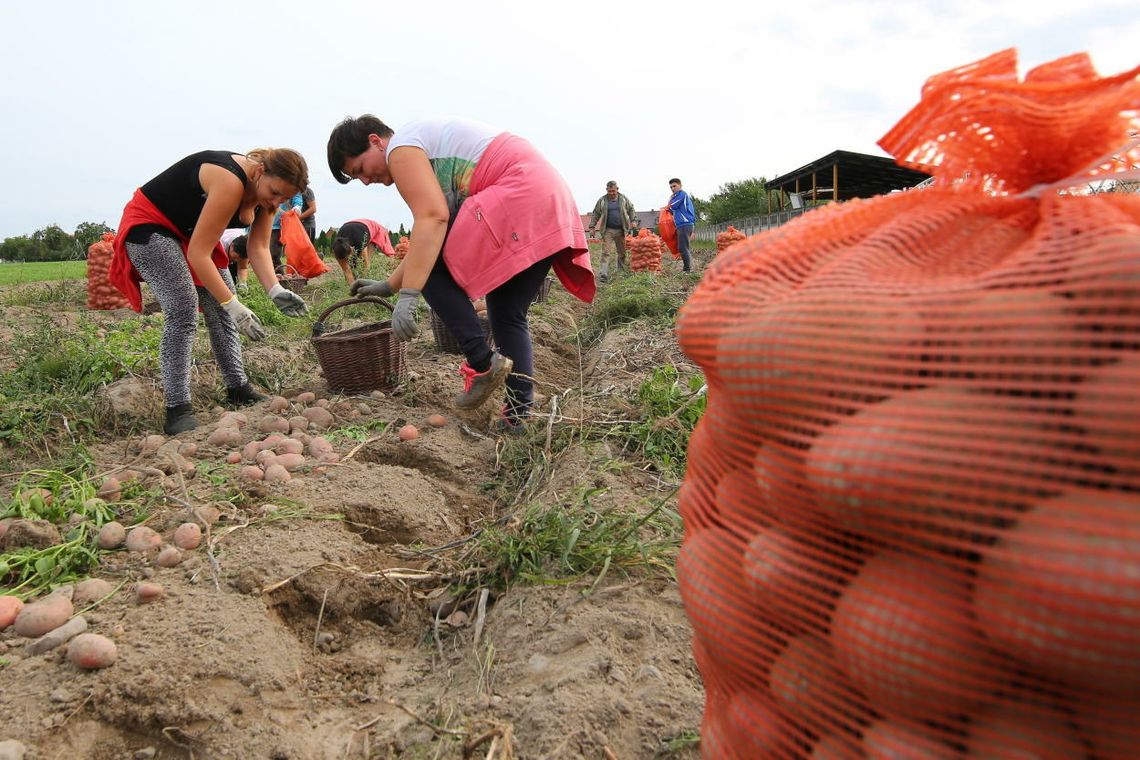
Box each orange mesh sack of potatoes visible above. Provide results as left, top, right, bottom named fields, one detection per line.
left=630, top=228, right=663, bottom=273
left=675, top=49, right=1140, bottom=759
left=715, top=225, right=746, bottom=254
left=87, top=232, right=130, bottom=310
left=394, top=236, right=410, bottom=260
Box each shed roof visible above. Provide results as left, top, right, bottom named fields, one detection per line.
left=766, top=150, right=931, bottom=201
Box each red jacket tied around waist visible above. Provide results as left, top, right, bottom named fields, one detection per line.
left=110, top=189, right=230, bottom=312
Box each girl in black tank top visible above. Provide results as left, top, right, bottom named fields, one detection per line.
left=129, top=151, right=250, bottom=242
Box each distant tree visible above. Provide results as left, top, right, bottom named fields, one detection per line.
left=703, top=178, right=774, bottom=224
left=74, top=221, right=113, bottom=252
left=32, top=224, right=82, bottom=261
left=0, top=235, right=40, bottom=262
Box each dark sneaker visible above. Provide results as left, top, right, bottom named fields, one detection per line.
left=494, top=405, right=529, bottom=436
left=164, top=403, right=199, bottom=435
left=226, top=382, right=268, bottom=407
left=454, top=352, right=513, bottom=410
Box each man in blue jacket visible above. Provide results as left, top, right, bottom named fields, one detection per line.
left=668, top=178, right=697, bottom=273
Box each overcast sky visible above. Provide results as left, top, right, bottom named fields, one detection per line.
left=1, top=0, right=1137, bottom=240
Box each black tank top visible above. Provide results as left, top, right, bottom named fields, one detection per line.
left=138, top=150, right=250, bottom=237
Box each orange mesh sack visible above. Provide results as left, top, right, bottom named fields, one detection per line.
left=715, top=225, right=745, bottom=254
left=659, top=207, right=681, bottom=259
left=87, top=232, right=130, bottom=310
left=394, top=235, right=410, bottom=260
left=675, top=49, right=1140, bottom=759
left=281, top=211, right=329, bottom=278
left=630, top=228, right=663, bottom=273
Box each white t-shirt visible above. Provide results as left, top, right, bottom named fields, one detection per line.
left=220, top=228, right=245, bottom=249
left=387, top=118, right=503, bottom=216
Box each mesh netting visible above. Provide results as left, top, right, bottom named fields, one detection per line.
left=676, top=49, right=1140, bottom=759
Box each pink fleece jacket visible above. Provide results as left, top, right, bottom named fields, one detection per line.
left=442, top=133, right=594, bottom=302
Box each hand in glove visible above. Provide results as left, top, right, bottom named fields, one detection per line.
left=392, top=288, right=421, bottom=341
left=221, top=296, right=267, bottom=340
left=267, top=283, right=309, bottom=317
left=349, top=278, right=394, bottom=298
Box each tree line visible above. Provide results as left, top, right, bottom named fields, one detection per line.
left=0, top=180, right=783, bottom=262
left=0, top=222, right=114, bottom=263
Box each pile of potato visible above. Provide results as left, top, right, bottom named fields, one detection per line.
left=86, top=232, right=130, bottom=310
left=715, top=225, right=746, bottom=254
left=394, top=236, right=410, bottom=260
left=629, top=229, right=663, bottom=273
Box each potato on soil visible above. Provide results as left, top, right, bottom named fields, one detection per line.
left=276, top=438, right=304, bottom=455
left=308, top=437, right=333, bottom=457
left=97, top=476, right=121, bottom=501
left=241, top=466, right=265, bottom=481
left=97, top=521, right=127, bottom=549
left=258, top=415, right=290, bottom=434
left=263, top=464, right=291, bottom=483
left=275, top=453, right=305, bottom=472
left=259, top=433, right=284, bottom=449
left=125, top=526, right=162, bottom=553
left=225, top=451, right=242, bottom=464
left=173, top=522, right=202, bottom=550
left=288, top=415, right=309, bottom=432
left=67, top=632, right=118, bottom=669
left=398, top=424, right=419, bottom=441
left=268, top=395, right=290, bottom=413
left=177, top=441, right=198, bottom=457
left=295, top=391, right=316, bottom=404
left=207, top=426, right=241, bottom=447
left=14, top=594, right=74, bottom=637
left=154, top=546, right=183, bottom=567
left=428, top=414, right=448, bottom=428
left=140, top=434, right=166, bottom=454
left=0, top=595, right=24, bottom=630
left=302, top=406, right=334, bottom=429
left=73, top=578, right=113, bottom=606
left=219, top=411, right=247, bottom=428
left=255, top=450, right=278, bottom=468
left=135, top=582, right=165, bottom=603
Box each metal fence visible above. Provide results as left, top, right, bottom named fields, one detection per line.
left=692, top=207, right=815, bottom=241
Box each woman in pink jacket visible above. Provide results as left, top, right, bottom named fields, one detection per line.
left=328, top=115, right=594, bottom=431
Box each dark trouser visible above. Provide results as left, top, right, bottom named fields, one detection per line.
left=304, top=224, right=316, bottom=243
left=270, top=228, right=284, bottom=270
left=422, top=253, right=557, bottom=420
left=678, top=224, right=694, bottom=272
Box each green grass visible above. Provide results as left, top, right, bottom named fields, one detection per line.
left=0, top=260, right=86, bottom=284
left=615, top=365, right=706, bottom=477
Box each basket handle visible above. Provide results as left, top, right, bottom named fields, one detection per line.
left=311, top=296, right=394, bottom=337
left=276, top=264, right=302, bottom=278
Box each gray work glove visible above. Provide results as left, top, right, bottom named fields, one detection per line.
left=350, top=278, right=394, bottom=298
left=221, top=297, right=267, bottom=341
left=392, top=288, right=421, bottom=341
left=267, top=284, right=309, bottom=317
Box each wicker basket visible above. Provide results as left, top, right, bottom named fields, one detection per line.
left=275, top=264, right=308, bottom=293
left=429, top=308, right=494, bottom=354
left=531, top=276, right=553, bottom=304
left=311, top=297, right=407, bottom=393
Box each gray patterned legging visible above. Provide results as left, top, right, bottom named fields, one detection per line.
left=126, top=232, right=247, bottom=407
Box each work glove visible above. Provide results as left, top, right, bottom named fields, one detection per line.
left=350, top=278, right=395, bottom=298
left=267, top=283, right=309, bottom=317
left=236, top=281, right=249, bottom=293
left=392, top=288, right=421, bottom=341
left=221, top=297, right=267, bottom=341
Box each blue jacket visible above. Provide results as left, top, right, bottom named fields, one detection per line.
left=669, top=189, right=696, bottom=227
left=272, top=193, right=304, bottom=230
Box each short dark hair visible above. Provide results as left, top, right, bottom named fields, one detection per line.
left=331, top=237, right=356, bottom=261
left=229, top=235, right=248, bottom=260
left=669, top=178, right=682, bottom=186
left=327, top=115, right=394, bottom=184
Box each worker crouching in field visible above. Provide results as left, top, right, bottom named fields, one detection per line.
left=331, top=218, right=396, bottom=285
left=110, top=148, right=311, bottom=435
left=328, top=115, right=595, bottom=432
